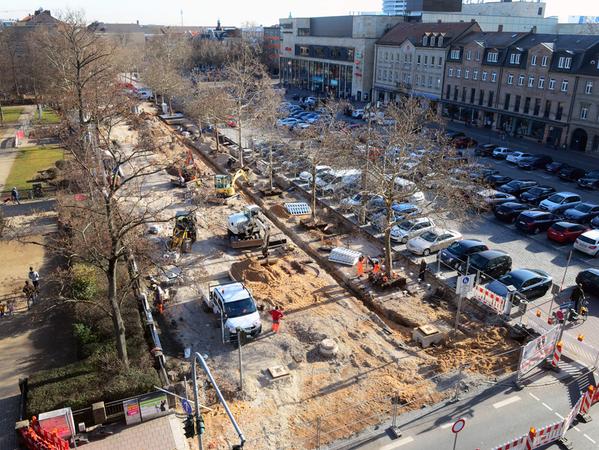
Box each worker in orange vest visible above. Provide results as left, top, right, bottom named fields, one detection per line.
left=356, top=256, right=365, bottom=277
left=372, top=259, right=380, bottom=274
left=270, top=307, right=284, bottom=333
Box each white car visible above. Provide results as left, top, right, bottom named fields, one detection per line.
left=352, top=109, right=364, bottom=119
left=539, top=192, right=582, bottom=214
left=506, top=151, right=533, bottom=164
left=390, top=217, right=435, bottom=243
left=492, top=147, right=513, bottom=159
left=299, top=165, right=332, bottom=183
left=574, top=229, right=599, bottom=257
left=303, top=96, right=317, bottom=106
left=277, top=117, right=301, bottom=127
left=477, top=189, right=517, bottom=205
left=407, top=228, right=463, bottom=256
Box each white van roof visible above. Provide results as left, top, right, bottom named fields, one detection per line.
left=215, top=282, right=251, bottom=303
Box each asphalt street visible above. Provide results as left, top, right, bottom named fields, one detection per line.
left=335, top=368, right=598, bottom=450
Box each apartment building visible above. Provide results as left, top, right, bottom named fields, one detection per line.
left=373, top=21, right=480, bottom=108
left=568, top=48, right=599, bottom=152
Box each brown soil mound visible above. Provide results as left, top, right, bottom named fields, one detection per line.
left=270, top=204, right=290, bottom=219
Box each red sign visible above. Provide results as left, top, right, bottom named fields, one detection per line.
left=452, top=418, right=466, bottom=434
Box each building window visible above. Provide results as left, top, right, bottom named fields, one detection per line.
left=504, top=93, right=511, bottom=110
left=436, top=78, right=441, bottom=88
left=448, top=68, right=453, bottom=77
left=422, top=35, right=428, bottom=46
left=450, top=49, right=460, bottom=59
left=518, top=75, right=525, bottom=86
left=524, top=97, right=531, bottom=114
left=509, top=53, right=521, bottom=64
left=299, top=46, right=309, bottom=56
left=470, top=88, right=476, bottom=103
left=473, top=70, right=478, bottom=80
left=428, top=76, right=433, bottom=88
left=462, top=87, right=467, bottom=102
left=466, top=50, right=472, bottom=60
left=491, top=72, right=497, bottom=82
left=424, top=55, right=428, bottom=66
left=585, top=81, right=593, bottom=94
left=561, top=80, right=569, bottom=92
left=544, top=100, right=551, bottom=118
left=431, top=56, right=435, bottom=66
left=456, top=68, right=461, bottom=78
left=482, top=71, right=488, bottom=81
left=549, top=79, right=556, bottom=90
left=538, top=77, right=545, bottom=89
left=488, top=91, right=494, bottom=107
left=464, top=69, right=470, bottom=79
left=487, top=52, right=498, bottom=63
left=438, top=35, right=444, bottom=47
left=446, top=84, right=451, bottom=99
left=533, top=98, right=541, bottom=116
left=404, top=53, right=408, bottom=62
left=453, top=87, right=458, bottom=101
left=556, top=102, right=563, bottom=120
left=507, top=74, right=514, bottom=85
left=541, top=55, right=548, bottom=67
left=514, top=95, right=521, bottom=112
left=580, top=105, right=589, bottom=120
left=531, top=55, right=537, bottom=66
left=430, top=35, right=436, bottom=46
left=528, top=76, right=535, bottom=87
left=479, top=89, right=484, bottom=105
left=438, top=56, right=443, bottom=67
left=417, top=55, right=421, bottom=64
left=475, top=50, right=481, bottom=61
left=558, top=56, right=572, bottom=69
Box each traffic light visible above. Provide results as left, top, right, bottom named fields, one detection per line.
left=198, top=415, right=205, bottom=435
left=184, top=415, right=195, bottom=438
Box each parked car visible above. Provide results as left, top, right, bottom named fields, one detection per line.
left=477, top=189, right=517, bottom=206
left=519, top=186, right=556, bottom=205
left=299, top=165, right=331, bottom=183
left=474, top=143, right=498, bottom=157
left=518, top=154, right=553, bottom=170
left=453, top=137, right=478, bottom=149
left=277, top=117, right=301, bottom=127
left=498, top=179, right=538, bottom=196
left=484, top=174, right=512, bottom=187
left=545, top=161, right=566, bottom=174
left=339, top=192, right=376, bottom=210
left=492, top=147, right=513, bottom=159
left=319, top=169, right=361, bottom=196
left=406, top=228, right=462, bottom=256
left=486, top=269, right=552, bottom=300
left=470, top=168, right=499, bottom=182
left=539, top=192, right=582, bottom=214
left=563, top=203, right=599, bottom=224
left=351, top=108, right=364, bottom=119
left=391, top=202, right=421, bottom=218
left=547, top=222, right=589, bottom=243
left=514, top=210, right=560, bottom=233
left=592, top=216, right=599, bottom=229
left=573, top=229, right=599, bottom=257
left=389, top=217, right=435, bottom=243
left=578, top=170, right=599, bottom=190
left=445, top=131, right=465, bottom=140
left=506, top=151, right=534, bottom=165
left=493, top=202, right=530, bottom=223
left=575, top=268, right=599, bottom=295
left=459, top=249, right=512, bottom=280
left=440, top=239, right=489, bottom=270
left=558, top=166, right=586, bottom=182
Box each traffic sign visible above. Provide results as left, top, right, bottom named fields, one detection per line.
left=456, top=275, right=475, bottom=295
left=182, top=399, right=192, bottom=415
left=451, top=418, right=466, bottom=434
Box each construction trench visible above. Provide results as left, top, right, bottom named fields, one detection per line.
left=136, top=110, right=521, bottom=449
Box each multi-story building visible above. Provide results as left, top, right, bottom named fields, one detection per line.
left=263, top=26, right=280, bottom=75
left=382, top=0, right=461, bottom=17
left=443, top=31, right=529, bottom=128
left=372, top=21, right=480, bottom=107
left=443, top=31, right=599, bottom=152
left=279, top=15, right=406, bottom=101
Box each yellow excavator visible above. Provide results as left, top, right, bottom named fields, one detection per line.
left=214, top=168, right=248, bottom=197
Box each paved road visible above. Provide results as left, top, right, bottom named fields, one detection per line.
left=335, top=368, right=597, bottom=450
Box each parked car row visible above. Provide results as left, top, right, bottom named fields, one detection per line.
left=277, top=102, right=322, bottom=129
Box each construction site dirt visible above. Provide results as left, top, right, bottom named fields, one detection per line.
left=134, top=110, right=521, bottom=450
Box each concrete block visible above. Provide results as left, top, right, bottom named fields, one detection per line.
left=412, top=324, right=444, bottom=348
left=92, top=401, right=107, bottom=425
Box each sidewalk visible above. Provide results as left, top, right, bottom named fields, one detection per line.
left=446, top=120, right=599, bottom=167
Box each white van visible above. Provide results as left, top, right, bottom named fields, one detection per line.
left=574, top=229, right=599, bottom=257
left=393, top=176, right=425, bottom=203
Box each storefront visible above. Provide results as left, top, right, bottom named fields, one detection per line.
left=281, top=57, right=354, bottom=99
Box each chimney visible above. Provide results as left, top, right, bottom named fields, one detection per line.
left=498, top=24, right=503, bottom=32
left=136, top=20, right=139, bottom=25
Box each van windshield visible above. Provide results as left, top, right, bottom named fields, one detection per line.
left=225, top=298, right=257, bottom=318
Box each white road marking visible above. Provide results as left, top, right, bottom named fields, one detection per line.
left=493, top=396, right=521, bottom=409
left=529, top=393, right=540, bottom=401
left=380, top=436, right=415, bottom=449
left=583, top=434, right=596, bottom=444
left=574, top=426, right=581, bottom=432
left=555, top=413, right=564, bottom=420
left=542, top=402, right=553, bottom=411
left=440, top=422, right=453, bottom=429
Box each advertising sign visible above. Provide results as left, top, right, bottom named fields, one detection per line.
left=38, top=407, right=76, bottom=440
left=123, top=398, right=142, bottom=425
left=519, top=326, right=560, bottom=375
left=139, top=392, right=170, bottom=421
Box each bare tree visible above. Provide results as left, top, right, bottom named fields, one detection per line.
left=0, top=27, right=21, bottom=98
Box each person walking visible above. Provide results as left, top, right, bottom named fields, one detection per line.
left=356, top=256, right=365, bottom=278
left=270, top=307, right=284, bottom=334
left=418, top=259, right=427, bottom=283
left=0, top=303, right=5, bottom=318
left=23, top=281, right=35, bottom=309
left=11, top=187, right=20, bottom=205
left=28, top=267, right=40, bottom=290
left=571, top=285, right=585, bottom=315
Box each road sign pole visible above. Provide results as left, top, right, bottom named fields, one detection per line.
left=452, top=433, right=459, bottom=450
left=454, top=293, right=464, bottom=335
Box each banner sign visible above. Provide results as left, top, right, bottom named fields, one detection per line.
left=123, top=398, right=142, bottom=425
left=519, top=326, right=560, bottom=375
left=139, top=392, right=169, bottom=421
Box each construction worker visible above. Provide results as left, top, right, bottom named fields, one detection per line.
left=570, top=285, right=585, bottom=315
left=418, top=259, right=427, bottom=283
left=270, top=307, right=284, bottom=334
left=372, top=259, right=380, bottom=274
left=356, top=256, right=365, bottom=278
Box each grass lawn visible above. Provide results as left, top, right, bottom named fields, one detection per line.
left=33, top=107, right=60, bottom=124
left=3, top=145, right=64, bottom=192
left=0, top=106, right=24, bottom=123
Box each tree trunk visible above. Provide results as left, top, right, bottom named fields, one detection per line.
left=310, top=164, right=317, bottom=223
left=108, top=258, right=129, bottom=368
left=268, top=146, right=274, bottom=191
left=237, top=116, right=243, bottom=168
left=214, top=126, right=220, bottom=152
left=384, top=203, right=393, bottom=278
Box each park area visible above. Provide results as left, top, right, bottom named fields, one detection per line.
left=0, top=106, right=24, bottom=123
left=2, top=145, right=64, bottom=192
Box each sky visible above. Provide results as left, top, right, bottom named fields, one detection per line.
left=5, top=0, right=599, bottom=27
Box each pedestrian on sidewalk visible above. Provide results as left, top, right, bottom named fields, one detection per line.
left=28, top=267, right=40, bottom=290
left=11, top=187, right=20, bottom=205
left=270, top=307, right=284, bottom=334
left=23, top=281, right=35, bottom=309
left=0, top=303, right=5, bottom=318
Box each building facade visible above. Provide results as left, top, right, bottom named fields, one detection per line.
left=443, top=31, right=599, bottom=152
left=279, top=15, right=406, bottom=101
left=383, top=0, right=462, bottom=17
left=262, top=26, right=281, bottom=75
left=373, top=21, right=480, bottom=106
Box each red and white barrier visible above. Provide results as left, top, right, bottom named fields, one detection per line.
left=525, top=427, right=535, bottom=450
left=473, top=286, right=508, bottom=314
left=550, top=341, right=562, bottom=368
left=533, top=422, right=563, bottom=446
left=492, top=436, right=526, bottom=450
left=579, top=385, right=595, bottom=416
